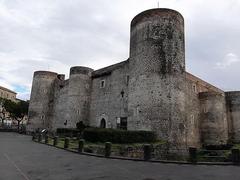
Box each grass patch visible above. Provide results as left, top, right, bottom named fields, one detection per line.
left=42, top=137, right=166, bottom=157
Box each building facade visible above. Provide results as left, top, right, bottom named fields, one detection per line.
left=0, top=86, right=17, bottom=102
left=0, top=86, right=16, bottom=127
left=27, top=8, right=240, bottom=149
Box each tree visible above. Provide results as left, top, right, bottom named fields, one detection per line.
left=0, top=98, right=8, bottom=126
left=2, top=98, right=29, bottom=130
left=0, top=102, right=6, bottom=126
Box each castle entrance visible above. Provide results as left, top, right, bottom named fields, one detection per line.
left=100, top=118, right=106, bottom=128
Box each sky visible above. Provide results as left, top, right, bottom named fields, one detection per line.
left=0, top=0, right=240, bottom=100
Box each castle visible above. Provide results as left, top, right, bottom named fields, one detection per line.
left=27, top=8, right=240, bottom=149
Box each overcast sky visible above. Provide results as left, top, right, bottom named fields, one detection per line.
left=0, top=0, right=240, bottom=100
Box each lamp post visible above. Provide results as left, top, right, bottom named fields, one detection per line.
left=64, top=120, right=67, bottom=136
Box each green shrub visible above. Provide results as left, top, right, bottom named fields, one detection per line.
left=76, top=121, right=86, bottom=132
left=83, top=128, right=157, bottom=144
left=56, top=128, right=80, bottom=137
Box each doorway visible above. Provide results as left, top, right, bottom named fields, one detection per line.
left=100, top=118, right=106, bottom=128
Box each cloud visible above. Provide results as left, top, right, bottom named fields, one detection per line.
left=216, top=53, right=240, bottom=69
left=0, top=0, right=240, bottom=100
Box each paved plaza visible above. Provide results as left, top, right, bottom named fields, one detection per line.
left=0, top=133, right=240, bottom=180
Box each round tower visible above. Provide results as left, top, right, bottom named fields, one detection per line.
left=128, top=9, right=186, bottom=148
left=199, top=92, right=228, bottom=146
left=225, top=91, right=240, bottom=143
left=67, top=66, right=93, bottom=127
left=27, top=71, right=57, bottom=132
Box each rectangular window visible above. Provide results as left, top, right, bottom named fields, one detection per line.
left=120, top=117, right=127, bottom=130
left=126, top=75, right=129, bottom=86
left=100, top=80, right=105, bottom=88
left=116, top=117, right=120, bottom=129
left=192, top=84, right=197, bottom=93
left=190, top=114, right=194, bottom=124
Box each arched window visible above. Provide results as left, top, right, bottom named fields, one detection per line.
left=100, top=118, right=106, bottom=128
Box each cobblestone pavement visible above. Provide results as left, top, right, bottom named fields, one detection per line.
left=0, top=132, right=240, bottom=180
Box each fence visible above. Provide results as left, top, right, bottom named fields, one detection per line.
left=32, top=133, right=240, bottom=164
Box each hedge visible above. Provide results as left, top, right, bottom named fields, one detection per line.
left=56, top=128, right=80, bottom=137
left=83, top=128, right=157, bottom=144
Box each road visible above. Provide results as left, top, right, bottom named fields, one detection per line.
left=0, top=132, right=239, bottom=180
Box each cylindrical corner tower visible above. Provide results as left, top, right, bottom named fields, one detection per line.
left=128, top=8, right=186, bottom=148
left=199, top=92, right=228, bottom=146
left=67, top=66, right=93, bottom=127
left=225, top=91, right=240, bottom=143
left=27, top=71, right=57, bottom=132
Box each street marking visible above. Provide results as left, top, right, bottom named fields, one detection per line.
left=4, top=153, right=30, bottom=180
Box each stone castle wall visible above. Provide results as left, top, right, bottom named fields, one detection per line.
left=128, top=9, right=186, bottom=149
left=27, top=71, right=57, bottom=131
left=185, top=77, right=201, bottom=148
left=51, top=78, right=69, bottom=129
left=89, top=61, right=129, bottom=129
left=67, top=67, right=93, bottom=127
left=225, top=91, right=240, bottom=143
left=199, top=92, right=228, bottom=146
left=27, top=8, right=240, bottom=148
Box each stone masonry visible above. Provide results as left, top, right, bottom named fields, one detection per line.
left=27, top=8, right=240, bottom=149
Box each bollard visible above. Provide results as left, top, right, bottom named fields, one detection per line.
left=189, top=147, right=197, bottom=163
left=32, top=132, right=36, bottom=141
left=53, top=136, right=59, bottom=146
left=143, top=144, right=152, bottom=161
left=232, top=148, right=240, bottom=164
left=45, top=135, right=49, bottom=144
left=77, top=132, right=81, bottom=140
left=105, top=142, right=112, bottom=157
left=64, top=137, right=70, bottom=149
left=38, top=134, right=42, bottom=142
left=78, top=139, right=85, bottom=153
